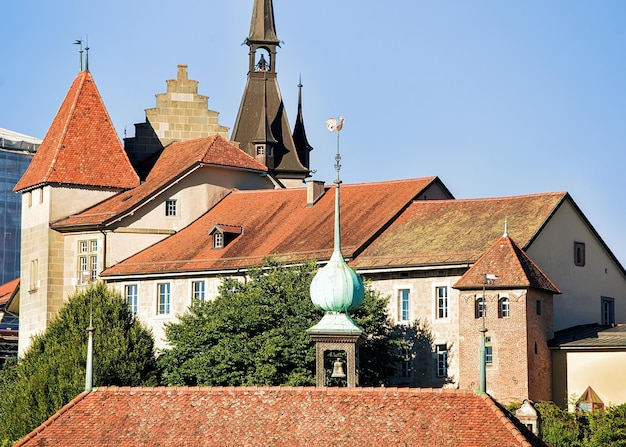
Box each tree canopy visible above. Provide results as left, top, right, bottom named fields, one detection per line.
left=158, top=259, right=402, bottom=387
left=0, top=282, right=157, bottom=444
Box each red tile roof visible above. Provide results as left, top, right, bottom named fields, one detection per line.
left=454, top=236, right=561, bottom=293
left=15, top=386, right=548, bottom=447
left=14, top=71, right=139, bottom=192
left=0, top=278, right=19, bottom=306
left=101, top=178, right=438, bottom=275
left=352, top=193, right=567, bottom=269
left=51, top=135, right=268, bottom=230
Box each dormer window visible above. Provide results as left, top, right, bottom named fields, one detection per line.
left=209, top=224, right=243, bottom=249
left=214, top=232, right=224, bottom=248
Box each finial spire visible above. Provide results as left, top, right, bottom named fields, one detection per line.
left=74, top=40, right=83, bottom=72
left=503, top=217, right=509, bottom=237
left=326, top=116, right=345, bottom=253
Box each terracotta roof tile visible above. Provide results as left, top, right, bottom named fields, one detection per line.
left=352, top=193, right=566, bottom=269
left=51, top=135, right=267, bottom=229
left=102, top=178, right=437, bottom=276
left=14, top=71, right=139, bottom=192
left=0, top=278, right=19, bottom=306
left=15, top=387, right=548, bottom=447
left=454, top=236, right=561, bottom=293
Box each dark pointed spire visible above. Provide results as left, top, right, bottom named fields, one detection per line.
left=293, top=76, right=313, bottom=170
left=247, top=0, right=280, bottom=45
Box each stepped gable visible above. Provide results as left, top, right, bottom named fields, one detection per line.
left=14, top=71, right=139, bottom=192
left=52, top=135, right=267, bottom=230
left=15, top=386, right=548, bottom=447
left=454, top=235, right=561, bottom=293
left=101, top=177, right=438, bottom=275
left=352, top=192, right=567, bottom=269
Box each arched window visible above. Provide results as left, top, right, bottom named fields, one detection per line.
left=499, top=297, right=510, bottom=318
left=475, top=296, right=485, bottom=319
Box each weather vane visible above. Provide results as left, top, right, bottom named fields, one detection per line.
left=326, top=116, right=345, bottom=184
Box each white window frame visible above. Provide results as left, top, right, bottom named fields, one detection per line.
left=475, top=296, right=486, bottom=319
left=157, top=283, right=171, bottom=315
left=601, top=296, right=615, bottom=325
left=214, top=232, right=224, bottom=249
left=125, top=284, right=138, bottom=314
left=397, top=288, right=411, bottom=323
left=435, top=285, right=449, bottom=319
left=192, top=280, right=206, bottom=303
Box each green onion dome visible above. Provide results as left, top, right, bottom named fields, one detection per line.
left=310, top=250, right=364, bottom=312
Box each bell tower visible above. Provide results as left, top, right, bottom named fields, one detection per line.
left=232, top=0, right=311, bottom=187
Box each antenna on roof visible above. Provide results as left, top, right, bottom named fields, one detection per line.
left=74, top=39, right=83, bottom=72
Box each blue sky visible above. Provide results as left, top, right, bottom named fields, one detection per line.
left=2, top=1, right=626, bottom=264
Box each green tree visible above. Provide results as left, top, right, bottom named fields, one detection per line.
left=535, top=401, right=587, bottom=447
left=0, top=282, right=157, bottom=444
left=159, top=259, right=402, bottom=387
left=588, top=403, right=626, bottom=447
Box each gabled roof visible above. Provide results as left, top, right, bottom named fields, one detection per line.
left=352, top=193, right=567, bottom=269
left=15, top=386, right=548, bottom=447
left=0, top=279, right=19, bottom=307
left=14, top=71, right=139, bottom=192
left=51, top=135, right=268, bottom=230
left=454, top=235, right=560, bottom=293
left=102, top=177, right=439, bottom=276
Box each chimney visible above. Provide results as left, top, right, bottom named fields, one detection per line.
left=306, top=180, right=326, bottom=207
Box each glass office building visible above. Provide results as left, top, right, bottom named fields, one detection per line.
left=0, top=129, right=40, bottom=285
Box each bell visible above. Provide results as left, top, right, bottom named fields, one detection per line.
left=330, top=359, right=347, bottom=379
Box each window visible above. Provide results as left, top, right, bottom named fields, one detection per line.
left=436, top=344, right=448, bottom=377
left=436, top=286, right=448, bottom=319
left=39, top=188, right=44, bottom=203
left=536, top=299, right=542, bottom=316
left=266, top=146, right=273, bottom=157
left=192, top=281, right=205, bottom=303
left=125, top=284, right=138, bottom=314
left=165, top=199, right=177, bottom=217
left=574, top=242, right=586, bottom=266
left=485, top=346, right=493, bottom=364
left=499, top=297, right=510, bottom=318
left=601, top=297, right=615, bottom=325
left=256, top=145, right=265, bottom=156
left=157, top=283, right=171, bottom=315
left=475, top=296, right=486, bottom=319
left=27, top=191, right=32, bottom=207
left=78, top=239, right=98, bottom=283
left=398, top=289, right=410, bottom=322
left=214, top=232, right=224, bottom=249
left=400, top=348, right=411, bottom=378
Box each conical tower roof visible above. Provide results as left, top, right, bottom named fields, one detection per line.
left=14, top=71, right=139, bottom=192
left=454, top=234, right=560, bottom=294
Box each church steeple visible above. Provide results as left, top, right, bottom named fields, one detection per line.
left=232, top=0, right=311, bottom=188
